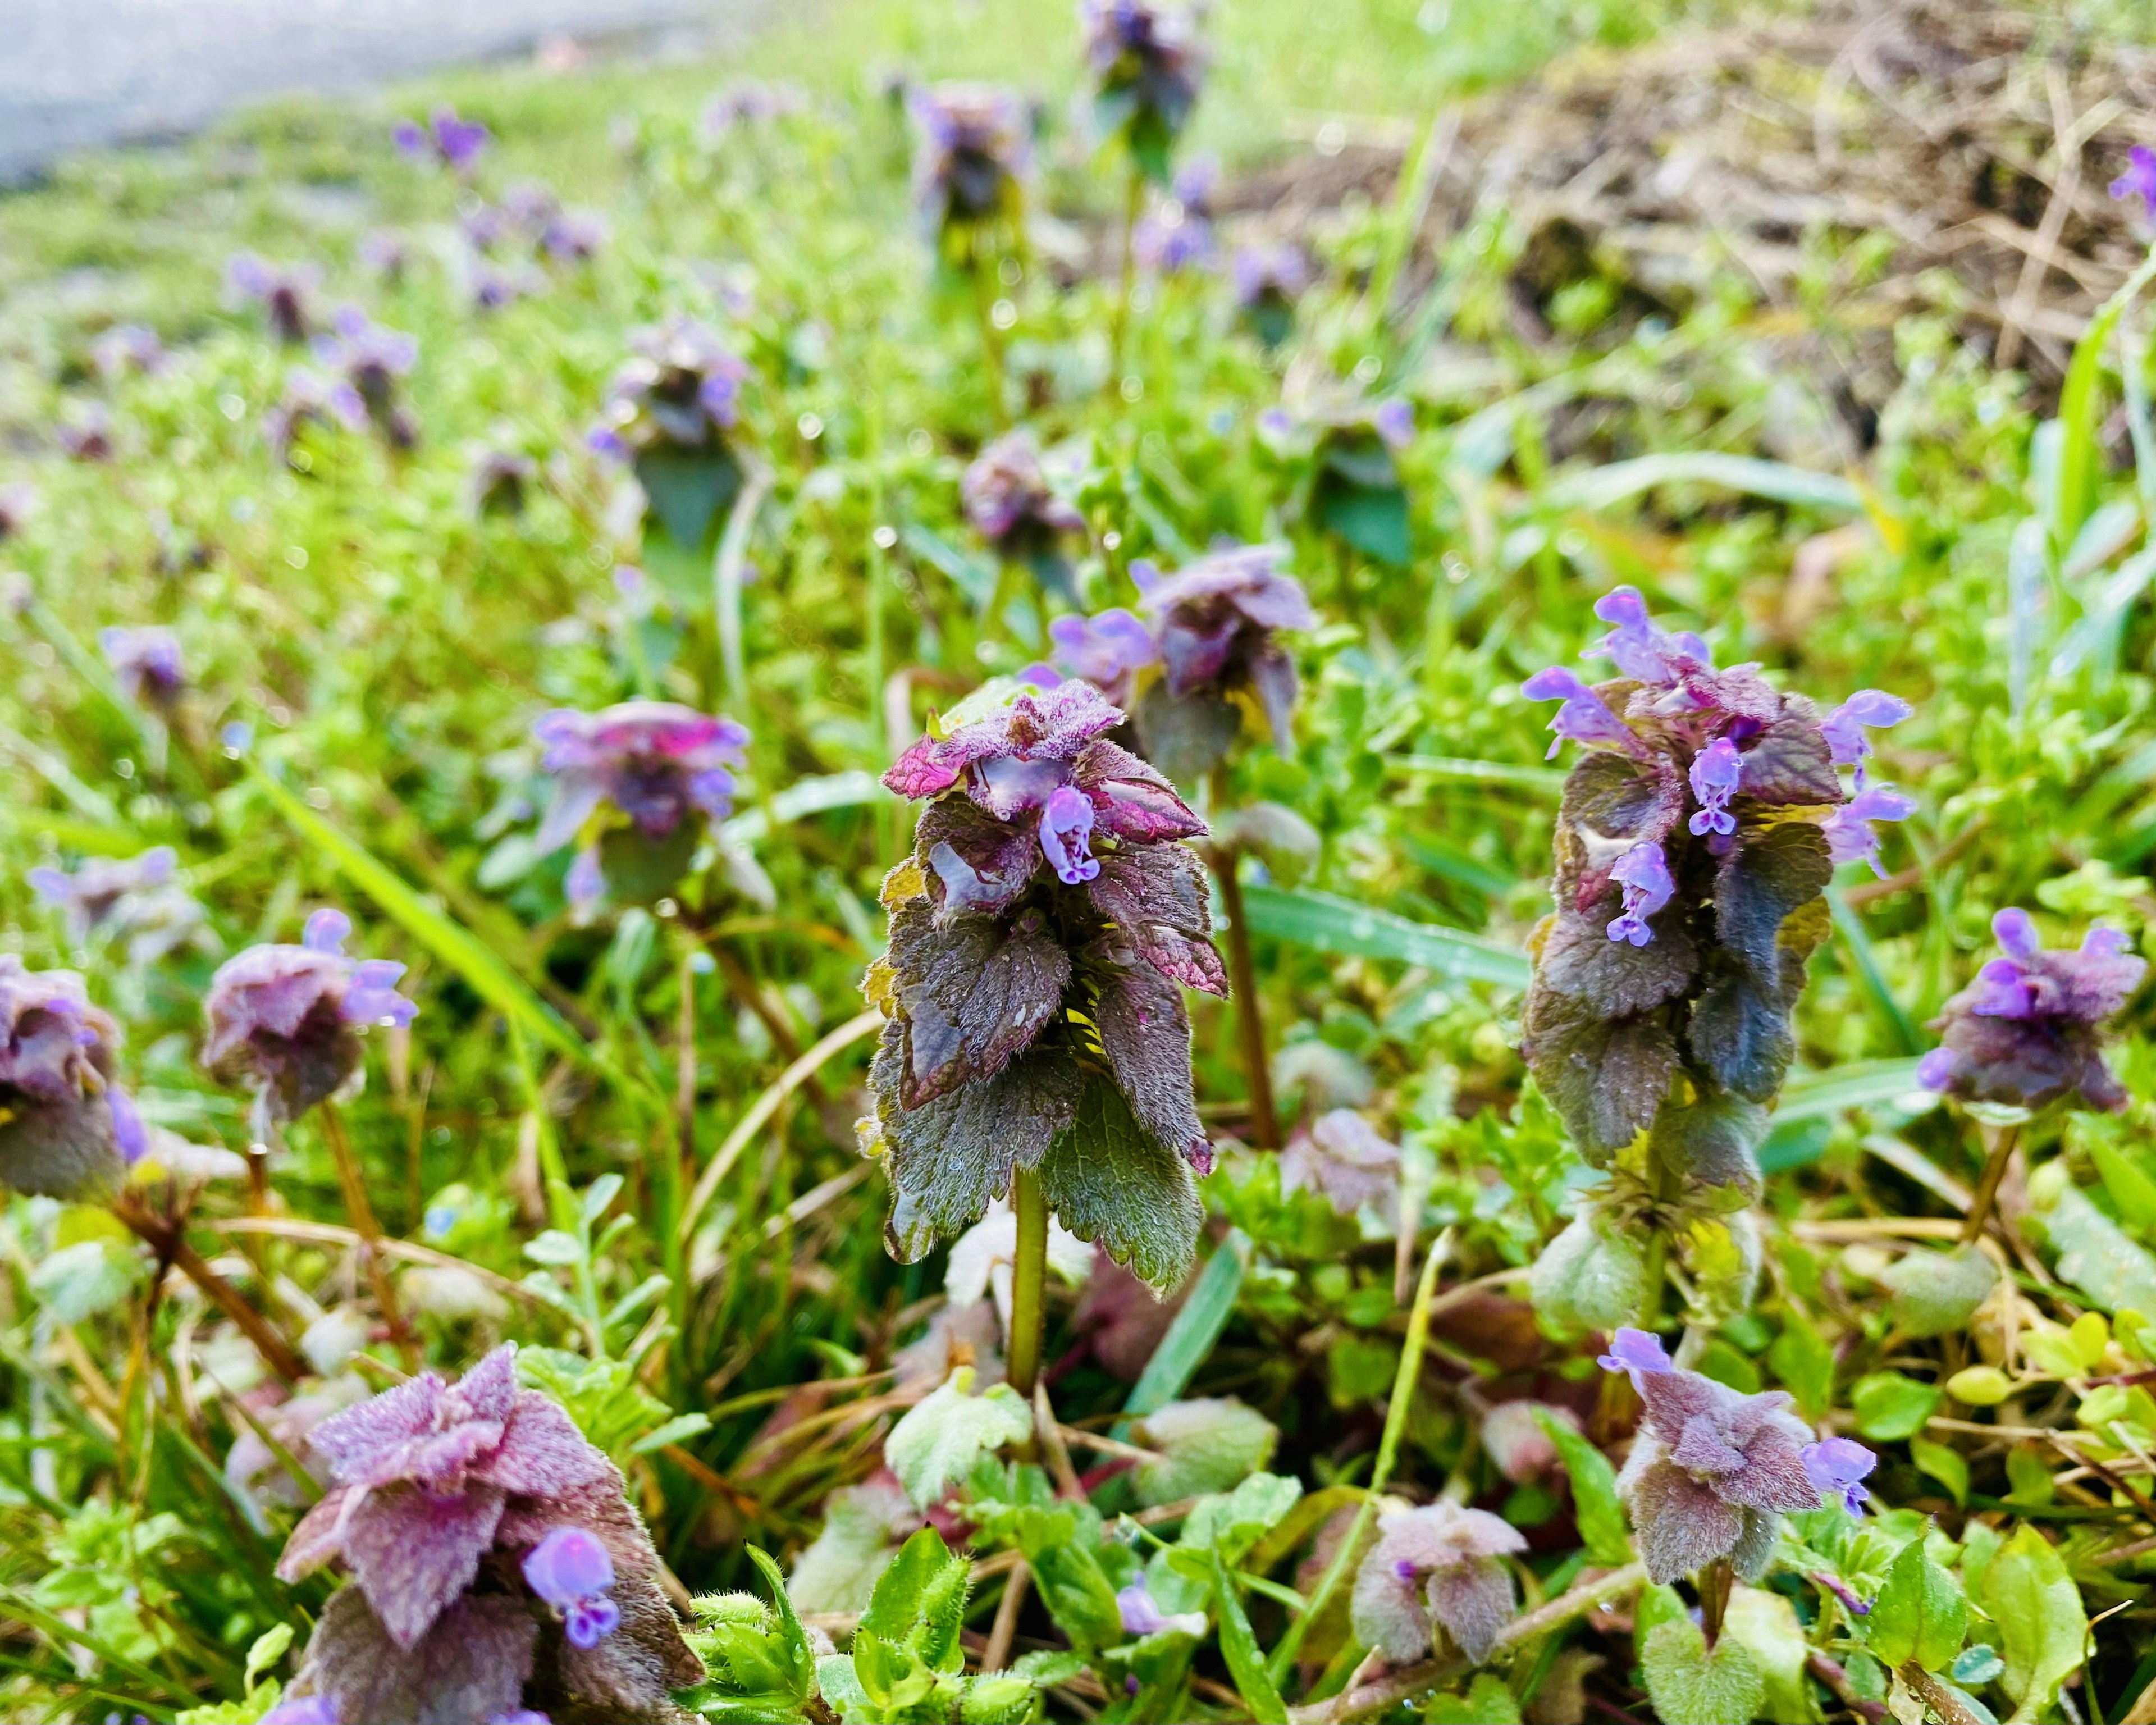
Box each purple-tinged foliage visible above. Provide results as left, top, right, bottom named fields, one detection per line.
left=1129, top=543, right=1313, bottom=781
left=0, top=481, right=34, bottom=540
left=864, top=681, right=1223, bottom=1284
left=1919, top=909, right=2146, bottom=1112
left=91, top=323, right=167, bottom=380
left=315, top=308, right=419, bottom=451
left=0, top=956, right=145, bottom=1199
left=203, top=909, right=417, bottom=1134
left=1080, top=0, right=1206, bottom=183
left=1134, top=156, right=1217, bottom=273
left=909, top=84, right=1031, bottom=250
left=1279, top=1108, right=1400, bottom=1217
left=228, top=254, right=322, bottom=345
left=962, top=431, right=1085, bottom=554
left=470, top=448, right=538, bottom=517
left=1350, top=1502, right=1525, bottom=1665
left=57, top=403, right=113, bottom=462
left=274, top=1345, right=699, bottom=1725
left=264, top=368, right=369, bottom=468
left=2113, top=144, right=2156, bottom=209
left=99, top=625, right=185, bottom=709
left=29, top=845, right=202, bottom=962
left=393, top=107, right=491, bottom=172
left=1606, top=1350, right=1832, bottom=1584
left=1802, top=1436, right=1876, bottom=1514
left=1518, top=587, right=1917, bottom=1175
left=590, top=318, right=751, bottom=554
left=529, top=701, right=750, bottom=911
left=1035, top=606, right=1159, bottom=708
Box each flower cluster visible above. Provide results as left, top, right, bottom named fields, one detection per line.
left=464, top=183, right=606, bottom=269
left=315, top=308, right=419, bottom=450
left=203, top=909, right=418, bottom=1135
left=530, top=701, right=750, bottom=911
left=1350, top=1502, right=1525, bottom=1665
left=91, top=322, right=167, bottom=380
left=589, top=319, right=752, bottom=555
left=1919, top=909, right=2146, bottom=1112
left=1136, top=545, right=1312, bottom=781
left=271, top=1345, right=701, bottom=1724
left=909, top=84, right=1030, bottom=260
left=0, top=957, right=146, bottom=1200
left=1134, top=156, right=1217, bottom=275
left=29, top=845, right=203, bottom=964
left=1080, top=0, right=1207, bottom=182
left=862, top=681, right=1225, bottom=1285
left=1232, top=243, right=1309, bottom=346
left=961, top=431, right=1086, bottom=577
left=1518, top=588, right=1916, bottom=1186
left=228, top=253, right=321, bottom=345
left=99, top=624, right=185, bottom=709
left=264, top=368, right=370, bottom=468
left=393, top=106, right=491, bottom=172
left=1602, top=1329, right=1869, bottom=1584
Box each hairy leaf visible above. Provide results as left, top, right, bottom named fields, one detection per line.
left=890, top=905, right=1070, bottom=1106
left=1869, top=1536, right=1967, bottom=1670
left=1687, top=952, right=1798, bottom=1105
left=1038, top=1074, right=1203, bottom=1289
left=1133, top=681, right=1243, bottom=784
left=916, top=798, right=1043, bottom=920
left=1714, top=819, right=1831, bottom=980
left=1536, top=906, right=1698, bottom=1017
left=296, top=1587, right=535, bottom=1725
left=884, top=1375, right=1032, bottom=1510
left=1641, top=1616, right=1765, bottom=1725
left=1983, top=1526, right=2085, bottom=1722
left=1735, top=702, right=1841, bottom=806
left=1091, top=962, right=1207, bottom=1164
left=1521, top=984, right=1679, bottom=1160
left=1088, top=843, right=1227, bottom=995
left=1648, top=1092, right=1767, bottom=1206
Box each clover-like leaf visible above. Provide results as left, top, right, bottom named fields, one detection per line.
left=884, top=1371, right=1033, bottom=1510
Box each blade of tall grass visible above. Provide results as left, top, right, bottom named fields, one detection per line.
left=1238, top=884, right=1531, bottom=989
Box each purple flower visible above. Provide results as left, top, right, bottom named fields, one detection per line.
left=315, top=308, right=419, bottom=450
left=467, top=258, right=540, bottom=312
left=1520, top=666, right=1641, bottom=759
left=0, top=482, right=34, bottom=541
left=540, top=209, right=607, bottom=266
left=590, top=319, right=748, bottom=464
left=276, top=1345, right=700, bottom=1722
left=1081, top=0, right=1207, bottom=171
left=1614, top=1362, right=1823, bottom=1583
left=0, top=957, right=144, bottom=1199
left=203, top=909, right=418, bottom=1133
left=360, top=230, right=412, bottom=280
left=702, top=79, right=807, bottom=135
left=962, top=431, right=1086, bottom=552
left=1135, top=154, right=1218, bottom=272
left=92, top=323, right=166, bottom=381
left=1606, top=841, right=1673, bottom=947
left=260, top=1697, right=340, bottom=1725
left=1350, top=1502, right=1525, bottom=1664
left=264, top=367, right=369, bottom=467
left=1134, top=544, right=1313, bottom=769
left=99, top=625, right=185, bottom=708
left=909, top=84, right=1031, bottom=239
left=1232, top=242, right=1309, bottom=309
left=1585, top=586, right=1714, bottom=686
left=1821, top=690, right=1913, bottom=770
left=1823, top=782, right=1916, bottom=874
left=57, top=403, right=113, bottom=462
left=1046, top=607, right=1159, bottom=706
left=1039, top=784, right=1102, bottom=885
left=1921, top=910, right=2147, bottom=1112
left=522, top=1526, right=619, bottom=1649
left=227, top=253, right=321, bottom=345
left=2113, top=144, right=2156, bottom=208
left=1596, top=1325, right=1674, bottom=1387
left=394, top=107, right=490, bottom=172
left=1116, top=1578, right=1205, bottom=1639
left=1371, top=398, right=1415, bottom=451
left=469, top=448, right=538, bottom=517
left=1801, top=1436, right=1876, bottom=1514
left=1687, top=738, right=1742, bottom=837
left=29, top=846, right=200, bottom=963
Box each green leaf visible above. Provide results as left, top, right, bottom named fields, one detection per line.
left=1237, top=884, right=1531, bottom=988
left=629, top=1412, right=713, bottom=1455
left=744, top=1545, right=820, bottom=1703
left=1641, top=1616, right=1767, bottom=1725
left=1723, top=1588, right=1820, bottom=1725
left=1125, top=1231, right=1248, bottom=1421
left=1206, top=1550, right=1289, bottom=1725
left=1767, top=1312, right=1835, bottom=1422
left=1036, top=1075, right=1203, bottom=1290
left=29, top=1240, right=145, bottom=1325
left=2054, top=253, right=2156, bottom=551
left=884, top=1368, right=1032, bottom=1509
left=1539, top=451, right=1866, bottom=516
left=243, top=1624, right=294, bottom=1694
left=1910, top=1438, right=1970, bottom=1509
left=1179, top=1473, right=1304, bottom=1567
left=1422, top=1675, right=1523, bottom=1725
left=523, top=1230, right=583, bottom=1267
left=1131, top=1399, right=1278, bottom=1506
left=1849, top=1372, right=1941, bottom=1441
left=2031, top=1179, right=2156, bottom=1315
left=1869, top=1536, right=1967, bottom=1669
left=1981, top=1526, right=2086, bottom=1723
left=1018, top=1514, right=1124, bottom=1657
left=1534, top=1408, right=1630, bottom=1566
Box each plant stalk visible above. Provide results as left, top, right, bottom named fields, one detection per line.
left=1697, top=1558, right=1732, bottom=1648
left=1960, top=1122, right=2020, bottom=1247
left=972, top=253, right=1010, bottom=431
left=1008, top=1166, right=1050, bottom=1405
left=320, top=1101, right=420, bottom=1370
left=1211, top=843, right=1280, bottom=1149
left=111, top=1192, right=308, bottom=1386
left=1108, top=163, right=1144, bottom=390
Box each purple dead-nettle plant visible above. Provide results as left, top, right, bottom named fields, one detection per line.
left=1350, top=1502, right=1526, bottom=1666
left=1135, top=156, right=1218, bottom=275
left=0, top=481, right=34, bottom=541
left=910, top=83, right=1031, bottom=264
left=589, top=318, right=751, bottom=557
left=1598, top=1326, right=1863, bottom=1585
left=1919, top=909, right=2146, bottom=1113
left=272, top=1345, right=701, bottom=1725
left=1233, top=241, right=1310, bottom=346
left=0, top=957, right=147, bottom=1199
left=860, top=679, right=1225, bottom=1283
left=1126, top=543, right=1313, bottom=783
left=265, top=368, right=369, bottom=468
left=228, top=253, right=322, bottom=345
left=471, top=447, right=539, bottom=517
left=92, top=323, right=167, bottom=380
left=203, top=909, right=417, bottom=1138
left=360, top=229, right=412, bottom=281
left=1030, top=606, right=1160, bottom=709
left=29, top=845, right=204, bottom=964
left=57, top=403, right=113, bottom=462
left=540, top=208, right=608, bottom=267
left=702, top=79, right=809, bottom=136
left=963, top=430, right=1086, bottom=563
left=529, top=701, right=751, bottom=912
left=99, top=624, right=186, bottom=710
left=316, top=308, right=420, bottom=450
left=1278, top=1108, right=1401, bottom=1218
left=392, top=106, right=491, bottom=173
left=2114, top=145, right=2156, bottom=211
left=1517, top=587, right=1917, bottom=1222
left=1081, top=0, right=1207, bottom=184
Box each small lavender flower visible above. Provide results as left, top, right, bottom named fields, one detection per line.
left=1350, top=1502, right=1525, bottom=1665
left=1604, top=841, right=1674, bottom=948
left=1687, top=738, right=1741, bottom=837
left=228, top=254, right=322, bottom=345
left=392, top=107, right=490, bottom=172
left=203, top=909, right=417, bottom=1133
left=539, top=208, right=607, bottom=266
left=469, top=447, right=538, bottom=517
left=260, top=1698, right=340, bottom=1725
left=1824, top=782, right=1919, bottom=874
left=1115, top=1578, right=1206, bottom=1639
left=866, top=681, right=1223, bottom=1277
left=1607, top=1350, right=1825, bottom=1584
left=522, top=1526, right=620, bottom=1649
left=909, top=84, right=1030, bottom=250
left=590, top=319, right=751, bottom=549
left=529, top=702, right=751, bottom=910
left=28, top=846, right=201, bottom=964
left=467, top=258, right=540, bottom=313
left=702, top=79, right=808, bottom=136
left=264, top=367, right=369, bottom=467
left=1596, top=1325, right=1673, bottom=1388
left=1518, top=667, right=1638, bottom=759
left=57, top=403, right=113, bottom=462
left=92, top=323, right=167, bottom=381
left=962, top=431, right=1085, bottom=555
left=315, top=308, right=419, bottom=450
left=0, top=957, right=146, bottom=1199
left=0, top=482, right=34, bottom=541
left=1132, top=544, right=1313, bottom=778
left=1081, top=0, right=1207, bottom=182
left=1135, top=156, right=1218, bottom=273
left=1801, top=1436, right=1876, bottom=1514
left=1232, top=243, right=1310, bottom=345
left=1820, top=690, right=1912, bottom=772
left=1040, top=606, right=1159, bottom=707
left=2113, top=144, right=2156, bottom=208
left=1919, top=909, right=2147, bottom=1112
left=99, top=625, right=185, bottom=708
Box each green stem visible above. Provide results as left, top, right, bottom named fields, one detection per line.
left=1108, top=163, right=1144, bottom=390
left=1961, top=1122, right=2021, bottom=1247
left=1008, top=1167, right=1049, bottom=1404
left=972, top=256, right=1010, bottom=432
left=1697, top=1558, right=1732, bottom=1648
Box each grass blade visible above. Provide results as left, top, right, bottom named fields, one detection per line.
left=1239, top=885, right=1531, bottom=990
left=1539, top=452, right=1865, bottom=515
left=1122, top=1228, right=1249, bottom=1422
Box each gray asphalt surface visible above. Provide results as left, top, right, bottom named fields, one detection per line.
left=0, top=0, right=771, bottom=184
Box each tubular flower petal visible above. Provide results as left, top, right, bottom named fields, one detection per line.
left=1801, top=1436, right=1877, bottom=1514
left=0, top=957, right=141, bottom=1199
left=1687, top=738, right=1741, bottom=837
left=1606, top=841, right=1673, bottom=947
